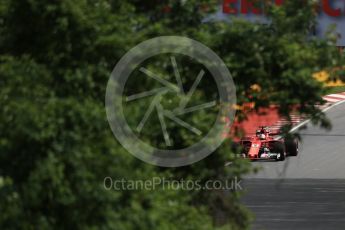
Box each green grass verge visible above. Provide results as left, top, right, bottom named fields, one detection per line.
left=325, top=86, right=345, bottom=95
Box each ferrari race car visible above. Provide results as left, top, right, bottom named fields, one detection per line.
left=235, top=127, right=299, bottom=161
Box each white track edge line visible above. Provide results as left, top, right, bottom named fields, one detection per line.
left=274, top=100, right=345, bottom=140
left=290, top=100, right=345, bottom=134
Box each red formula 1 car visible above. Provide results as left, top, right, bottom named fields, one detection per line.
left=235, top=127, right=299, bottom=161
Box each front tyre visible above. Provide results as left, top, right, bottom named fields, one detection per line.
left=285, top=138, right=299, bottom=156
left=272, top=142, right=286, bottom=161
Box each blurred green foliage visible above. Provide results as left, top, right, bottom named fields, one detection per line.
left=0, top=0, right=343, bottom=229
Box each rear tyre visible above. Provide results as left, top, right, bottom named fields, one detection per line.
left=272, top=142, right=286, bottom=161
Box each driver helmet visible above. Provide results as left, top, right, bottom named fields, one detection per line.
left=259, top=134, right=266, bottom=140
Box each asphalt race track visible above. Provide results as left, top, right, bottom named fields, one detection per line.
left=242, top=102, right=345, bottom=230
